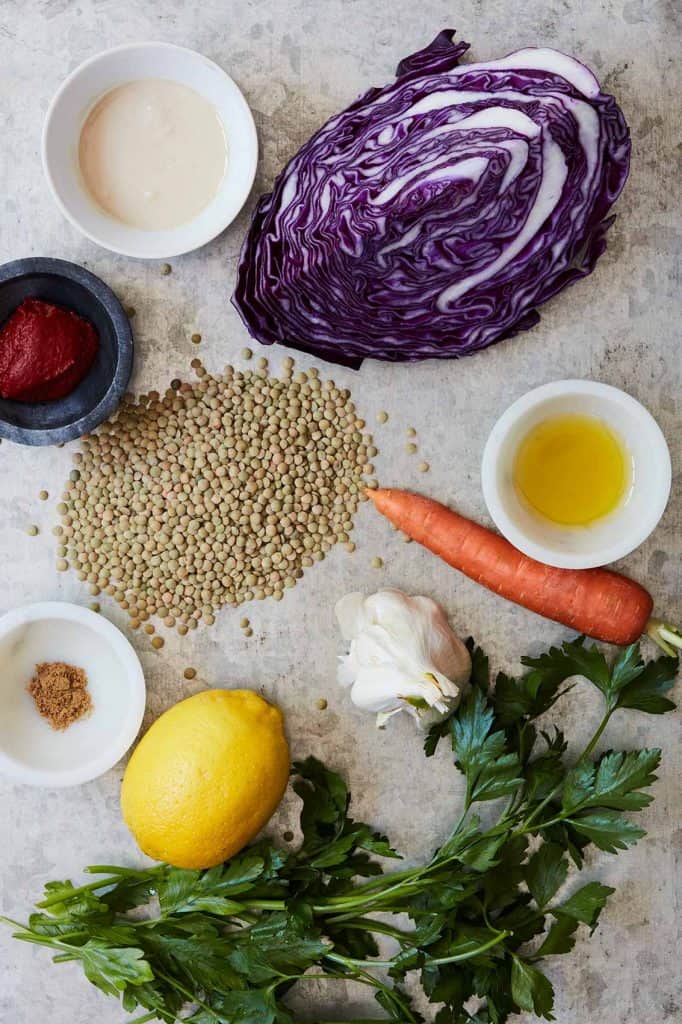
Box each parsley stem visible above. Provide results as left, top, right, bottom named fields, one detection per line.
left=325, top=929, right=510, bottom=970
left=580, top=707, right=615, bottom=760
left=85, top=864, right=162, bottom=876
left=516, top=814, right=565, bottom=836
left=323, top=960, right=420, bottom=1023
left=155, top=968, right=219, bottom=1021
left=242, top=899, right=286, bottom=910
left=325, top=916, right=413, bottom=939
left=312, top=874, right=441, bottom=915
left=318, top=864, right=425, bottom=898
left=326, top=951, right=394, bottom=970
left=36, top=876, right=145, bottom=908
left=515, top=706, right=615, bottom=835
left=36, top=879, right=116, bottom=908
left=6, top=929, right=66, bottom=950
left=35, top=866, right=163, bottom=909
left=431, top=929, right=510, bottom=964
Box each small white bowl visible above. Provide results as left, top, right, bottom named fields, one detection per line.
left=481, top=380, right=671, bottom=569
left=0, top=602, right=145, bottom=787
left=42, top=42, right=258, bottom=259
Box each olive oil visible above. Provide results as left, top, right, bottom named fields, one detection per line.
left=513, top=414, right=628, bottom=526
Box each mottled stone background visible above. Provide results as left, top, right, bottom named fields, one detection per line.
left=0, top=1, right=680, bottom=1021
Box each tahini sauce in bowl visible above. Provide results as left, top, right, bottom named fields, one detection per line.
left=42, top=43, right=258, bottom=258
left=79, top=79, right=227, bottom=231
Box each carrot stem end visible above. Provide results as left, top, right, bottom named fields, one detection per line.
left=646, top=618, right=682, bottom=657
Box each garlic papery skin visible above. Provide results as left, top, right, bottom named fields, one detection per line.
left=335, top=589, right=471, bottom=728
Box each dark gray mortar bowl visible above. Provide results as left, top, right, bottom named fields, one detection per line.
left=0, top=258, right=133, bottom=446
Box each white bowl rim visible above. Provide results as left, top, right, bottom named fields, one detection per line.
left=0, top=601, right=146, bottom=787
left=41, top=41, right=258, bottom=259
left=481, top=379, right=672, bottom=570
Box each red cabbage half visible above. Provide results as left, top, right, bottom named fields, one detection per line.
left=233, top=31, right=630, bottom=368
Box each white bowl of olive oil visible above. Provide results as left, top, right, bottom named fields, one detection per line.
left=481, top=380, right=671, bottom=570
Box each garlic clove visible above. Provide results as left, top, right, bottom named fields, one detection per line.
left=335, top=592, right=367, bottom=642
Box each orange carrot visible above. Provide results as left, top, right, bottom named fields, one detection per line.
left=368, top=488, right=654, bottom=646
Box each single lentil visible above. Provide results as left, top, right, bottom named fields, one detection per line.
left=39, top=490, right=49, bottom=501
left=160, top=263, right=172, bottom=276
left=371, top=556, right=383, bottom=569
left=241, top=348, right=253, bottom=360
left=315, top=698, right=328, bottom=711
left=27, top=525, right=39, bottom=536
left=191, top=333, right=202, bottom=344
left=151, top=636, right=164, bottom=649
left=406, top=443, right=418, bottom=454
left=377, top=411, right=389, bottom=424
left=184, top=667, right=197, bottom=680
left=419, top=461, right=430, bottom=473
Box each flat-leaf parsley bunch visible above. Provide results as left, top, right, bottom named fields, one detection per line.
left=3, top=637, right=677, bottom=1023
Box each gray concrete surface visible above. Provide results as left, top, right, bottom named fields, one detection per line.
left=0, top=1, right=680, bottom=1022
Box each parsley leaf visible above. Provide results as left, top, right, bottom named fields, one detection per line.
left=615, top=654, right=678, bottom=714
left=450, top=689, right=523, bottom=803
left=78, top=941, right=153, bottom=997
left=535, top=915, right=579, bottom=957
left=158, top=854, right=266, bottom=916
left=524, top=843, right=568, bottom=909
left=188, top=988, right=291, bottom=1024
left=554, top=881, right=614, bottom=931
left=292, top=756, right=349, bottom=853
left=567, top=810, right=646, bottom=853
left=511, top=957, right=555, bottom=1019
left=524, top=730, right=568, bottom=802
left=522, top=637, right=610, bottom=697
left=227, top=911, right=329, bottom=984
left=562, top=749, right=660, bottom=813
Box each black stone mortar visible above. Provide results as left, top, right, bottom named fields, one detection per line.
left=0, top=258, right=133, bottom=446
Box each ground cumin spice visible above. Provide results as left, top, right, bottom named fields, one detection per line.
left=28, top=662, right=92, bottom=730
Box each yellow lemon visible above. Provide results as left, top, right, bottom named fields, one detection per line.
left=120, top=689, right=289, bottom=869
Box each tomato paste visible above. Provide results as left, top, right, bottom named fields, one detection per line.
left=0, top=298, right=99, bottom=402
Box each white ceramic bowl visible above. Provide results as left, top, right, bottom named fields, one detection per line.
left=42, top=42, right=258, bottom=259
left=481, top=380, right=671, bottom=569
left=0, top=603, right=145, bottom=787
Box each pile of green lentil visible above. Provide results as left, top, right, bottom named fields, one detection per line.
left=56, top=358, right=377, bottom=635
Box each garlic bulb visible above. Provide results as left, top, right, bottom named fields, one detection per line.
left=335, top=588, right=471, bottom=728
